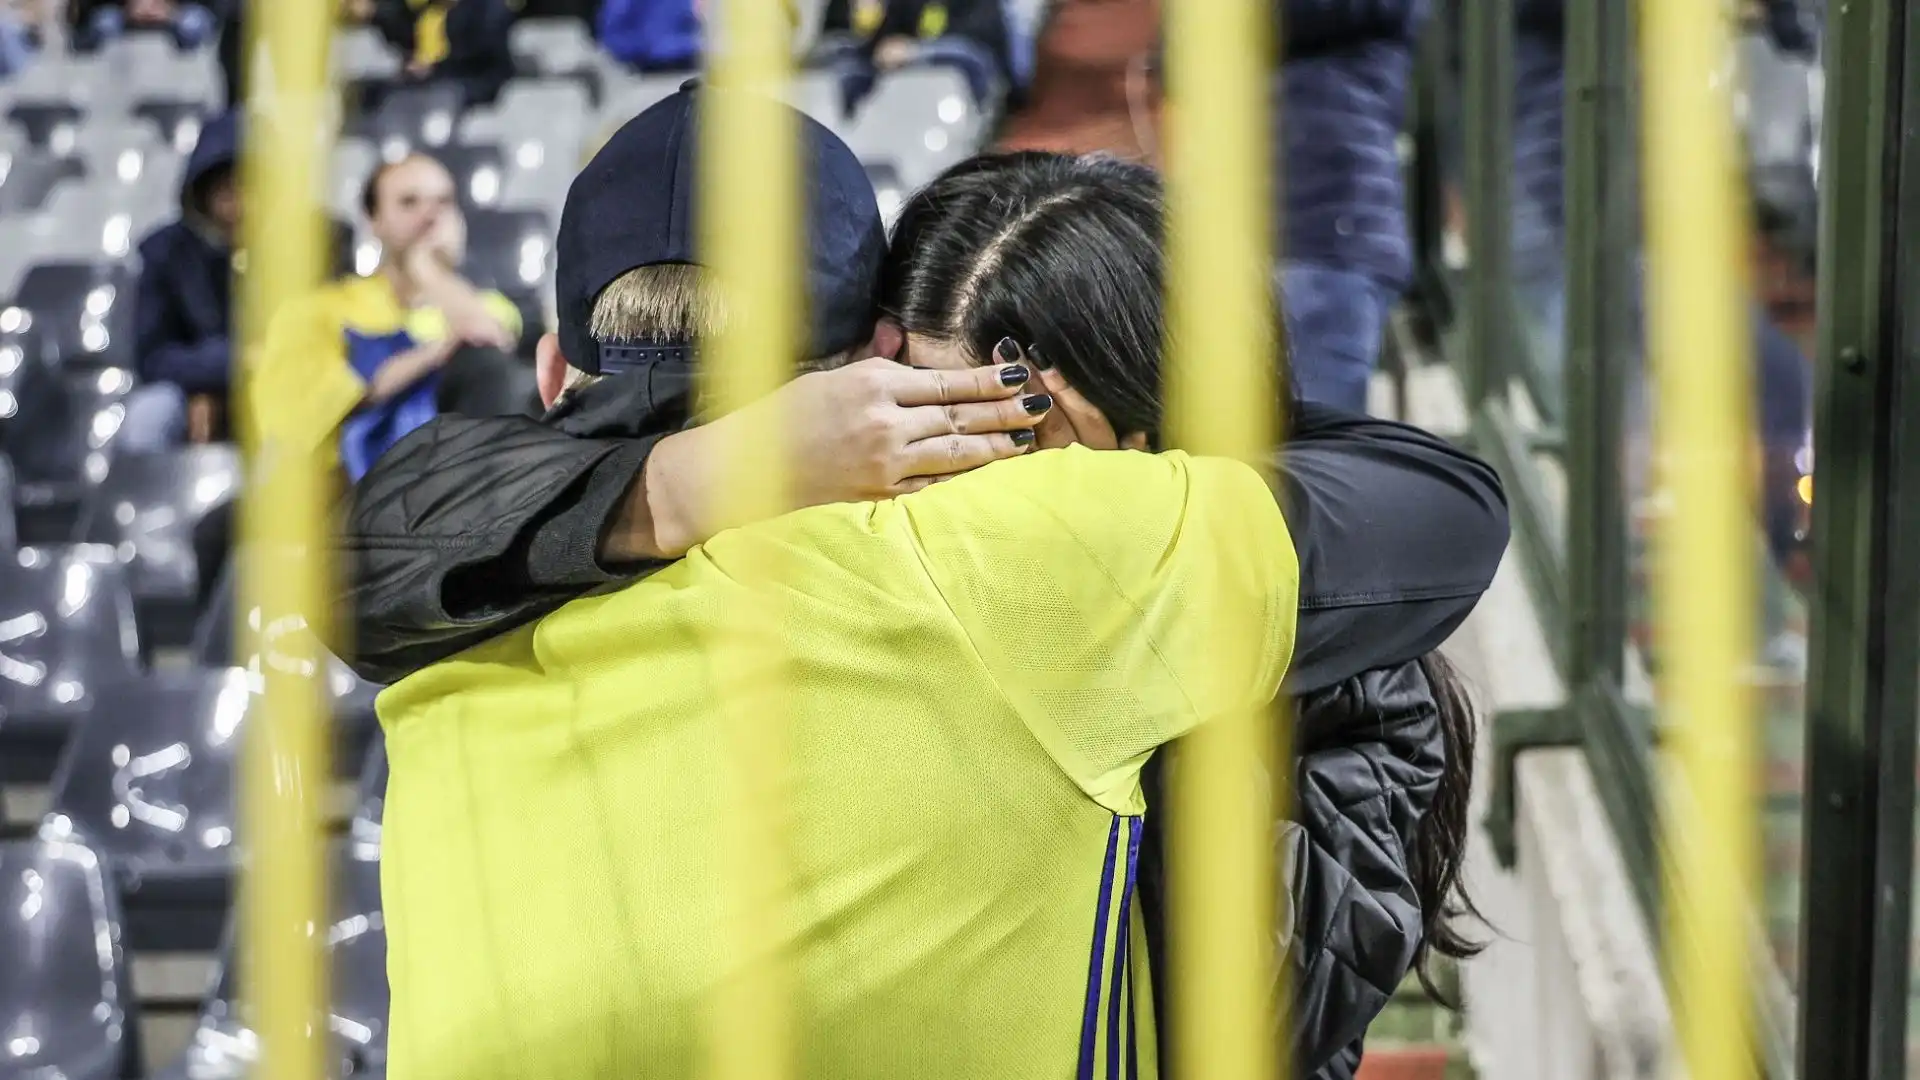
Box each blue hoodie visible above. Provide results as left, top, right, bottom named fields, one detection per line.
left=133, top=110, right=238, bottom=395
left=596, top=0, right=703, bottom=71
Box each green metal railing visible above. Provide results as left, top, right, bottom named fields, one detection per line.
left=1404, top=0, right=1920, bottom=1075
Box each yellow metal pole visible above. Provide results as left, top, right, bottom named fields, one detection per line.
left=1163, top=2, right=1282, bottom=1079
left=700, top=4, right=799, bottom=1080
left=237, top=0, right=334, bottom=1076
left=1640, top=0, right=1759, bottom=1076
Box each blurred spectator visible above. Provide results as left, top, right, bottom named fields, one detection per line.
left=995, top=0, right=1158, bottom=161
left=596, top=0, right=701, bottom=71
left=825, top=0, right=1016, bottom=105
left=252, top=154, right=530, bottom=481
left=123, top=109, right=240, bottom=453
left=73, top=0, right=217, bottom=52
left=370, top=0, right=515, bottom=106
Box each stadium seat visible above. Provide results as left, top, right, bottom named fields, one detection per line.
left=159, top=843, right=390, bottom=1080
left=131, top=99, right=213, bottom=155
left=0, top=148, right=87, bottom=215
left=846, top=67, right=981, bottom=187
left=4, top=57, right=112, bottom=155
left=353, top=81, right=467, bottom=160
left=47, top=668, right=252, bottom=951
left=510, top=18, right=607, bottom=104
left=436, top=141, right=509, bottom=212
left=330, top=137, right=381, bottom=221
left=0, top=456, right=20, bottom=552
left=75, top=446, right=241, bottom=653
left=111, top=37, right=224, bottom=110
left=785, top=68, right=850, bottom=131
left=0, top=550, right=141, bottom=784
left=192, top=559, right=384, bottom=774
left=0, top=830, right=143, bottom=1080
left=4, top=365, right=135, bottom=543
left=74, top=123, right=177, bottom=191
left=462, top=207, right=552, bottom=296
left=597, top=73, right=684, bottom=129
left=6, top=261, right=140, bottom=367
left=334, top=25, right=403, bottom=86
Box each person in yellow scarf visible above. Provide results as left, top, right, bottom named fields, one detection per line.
left=367, top=0, right=517, bottom=105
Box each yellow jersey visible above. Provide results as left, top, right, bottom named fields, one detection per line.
left=377, top=445, right=1299, bottom=1080
left=251, top=273, right=521, bottom=461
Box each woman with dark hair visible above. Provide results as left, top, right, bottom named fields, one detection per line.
left=878, top=150, right=1485, bottom=1078
left=339, top=126, right=1505, bottom=1075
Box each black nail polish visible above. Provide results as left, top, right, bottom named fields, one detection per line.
left=1028, top=343, right=1052, bottom=370
left=995, top=337, right=1021, bottom=363
left=998, top=364, right=1031, bottom=387
left=1009, top=429, right=1036, bottom=446
left=1021, top=393, right=1053, bottom=415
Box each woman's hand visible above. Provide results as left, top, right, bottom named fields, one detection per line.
left=630, top=357, right=1052, bottom=559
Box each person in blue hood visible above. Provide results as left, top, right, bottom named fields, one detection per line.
left=122, top=108, right=241, bottom=453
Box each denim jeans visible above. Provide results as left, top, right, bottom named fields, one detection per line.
left=1277, top=261, right=1394, bottom=415
left=0, top=15, right=34, bottom=79
left=118, top=382, right=189, bottom=455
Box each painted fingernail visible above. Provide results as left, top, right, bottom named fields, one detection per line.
left=1028, top=343, right=1052, bottom=370
left=995, top=337, right=1022, bottom=363
left=1009, top=429, right=1037, bottom=446
left=1021, top=393, right=1053, bottom=415
left=998, top=364, right=1031, bottom=387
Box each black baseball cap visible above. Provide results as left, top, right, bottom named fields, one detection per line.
left=555, top=82, right=888, bottom=376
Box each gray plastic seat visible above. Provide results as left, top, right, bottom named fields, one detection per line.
left=355, top=81, right=467, bottom=159
left=75, top=446, right=242, bottom=652
left=192, top=559, right=384, bottom=773
left=334, top=25, right=403, bottom=85
left=1, top=366, right=137, bottom=543
left=0, top=147, right=85, bottom=214
left=598, top=73, right=684, bottom=128
left=48, top=668, right=253, bottom=950
left=331, top=138, right=381, bottom=220
left=462, top=207, right=552, bottom=296
left=436, top=141, right=509, bottom=212
left=0, top=830, right=141, bottom=1080
left=7, top=259, right=142, bottom=365
left=0, top=549, right=141, bottom=783
left=510, top=18, right=607, bottom=102
left=161, top=843, right=389, bottom=1080
left=847, top=66, right=980, bottom=187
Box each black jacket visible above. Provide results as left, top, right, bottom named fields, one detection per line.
left=134, top=110, right=239, bottom=396
left=337, top=371, right=1507, bottom=1078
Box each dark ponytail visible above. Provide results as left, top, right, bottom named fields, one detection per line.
left=1409, top=651, right=1489, bottom=1005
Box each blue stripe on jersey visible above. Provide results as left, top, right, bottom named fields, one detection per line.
left=1107, top=817, right=1142, bottom=1079
left=1078, top=817, right=1123, bottom=1080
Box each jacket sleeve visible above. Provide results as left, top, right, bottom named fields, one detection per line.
left=1283, top=663, right=1441, bottom=1076
left=134, top=258, right=231, bottom=393
left=1277, top=402, right=1510, bottom=693
left=336, top=413, right=666, bottom=685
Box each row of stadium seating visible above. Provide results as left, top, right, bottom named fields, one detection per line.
left=4, top=734, right=389, bottom=1080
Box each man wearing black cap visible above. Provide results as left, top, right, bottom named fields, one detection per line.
left=343, top=83, right=1053, bottom=679
left=375, top=83, right=1314, bottom=1080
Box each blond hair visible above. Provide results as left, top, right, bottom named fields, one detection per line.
left=562, top=263, right=861, bottom=396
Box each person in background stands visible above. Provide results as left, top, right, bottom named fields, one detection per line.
left=123, top=109, right=240, bottom=454
left=252, top=153, right=530, bottom=483
left=72, top=0, right=216, bottom=51
left=370, top=0, right=516, bottom=106
left=594, top=0, right=703, bottom=72
left=823, top=0, right=1015, bottom=106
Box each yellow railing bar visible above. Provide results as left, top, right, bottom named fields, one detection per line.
left=700, top=4, right=800, bottom=1080
left=236, top=0, right=336, bottom=1077
left=1163, top=3, right=1282, bottom=1080
left=1640, top=0, right=1759, bottom=1076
